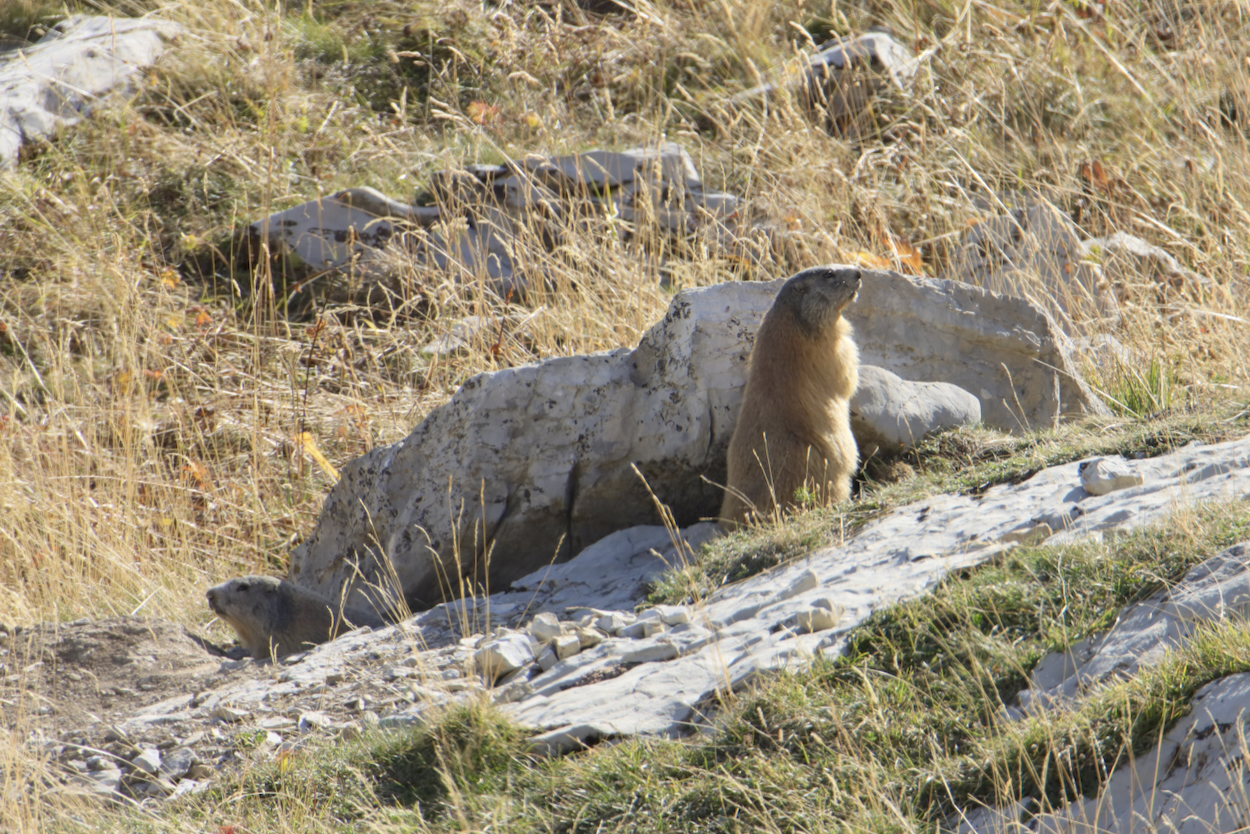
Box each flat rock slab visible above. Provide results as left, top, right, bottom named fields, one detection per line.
left=0, top=15, right=178, bottom=168
left=962, top=673, right=1250, bottom=834
left=290, top=268, right=1103, bottom=616
left=1017, top=541, right=1250, bottom=710
left=502, top=434, right=1250, bottom=742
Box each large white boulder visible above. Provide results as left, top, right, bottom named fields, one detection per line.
left=289, top=268, right=1103, bottom=612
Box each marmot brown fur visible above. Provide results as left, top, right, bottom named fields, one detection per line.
left=206, top=576, right=387, bottom=659
left=719, top=266, right=861, bottom=526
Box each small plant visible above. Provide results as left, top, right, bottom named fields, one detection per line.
left=1096, top=357, right=1178, bottom=418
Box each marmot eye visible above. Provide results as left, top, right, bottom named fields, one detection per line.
left=237, top=583, right=249, bottom=592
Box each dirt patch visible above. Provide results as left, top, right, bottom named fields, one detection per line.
left=0, top=617, right=226, bottom=734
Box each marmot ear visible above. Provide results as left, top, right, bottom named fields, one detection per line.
left=265, top=585, right=277, bottom=596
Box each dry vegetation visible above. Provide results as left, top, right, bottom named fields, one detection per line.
left=1, top=0, right=1250, bottom=828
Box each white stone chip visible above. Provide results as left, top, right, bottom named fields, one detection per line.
left=594, top=613, right=635, bottom=634
left=475, top=633, right=536, bottom=679
left=298, top=711, right=330, bottom=732
left=796, top=607, right=839, bottom=633
left=131, top=748, right=161, bottom=775
left=209, top=705, right=249, bottom=723
left=655, top=605, right=692, bottom=626
left=1080, top=457, right=1144, bottom=495
left=554, top=633, right=582, bottom=660
left=575, top=626, right=606, bottom=649
left=528, top=612, right=565, bottom=643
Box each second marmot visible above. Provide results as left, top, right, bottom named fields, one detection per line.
left=720, top=265, right=861, bottom=526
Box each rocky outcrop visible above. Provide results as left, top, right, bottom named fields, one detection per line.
left=289, top=268, right=1102, bottom=613
left=250, top=144, right=741, bottom=298
left=966, top=536, right=1250, bottom=834
left=24, top=429, right=1248, bottom=808
left=0, top=16, right=178, bottom=169
left=730, top=32, right=919, bottom=136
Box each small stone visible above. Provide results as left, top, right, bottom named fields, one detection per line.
left=298, top=711, right=330, bottom=732
left=475, top=633, right=535, bottom=680
left=210, top=705, right=249, bottom=723
left=86, top=755, right=118, bottom=772
left=187, top=763, right=214, bottom=780
left=81, top=766, right=123, bottom=794
left=495, top=680, right=534, bottom=704
left=778, top=569, right=820, bottom=601
left=618, top=621, right=649, bottom=639
left=160, top=750, right=196, bottom=785
left=528, top=612, right=565, bottom=643
left=654, top=605, right=691, bottom=626
left=537, top=645, right=559, bottom=672
left=595, top=613, right=634, bottom=634
left=130, top=748, right=161, bottom=775
left=574, top=626, right=606, bottom=649
left=554, top=633, right=581, bottom=660
left=1080, top=457, right=1144, bottom=495
left=796, top=607, right=839, bottom=633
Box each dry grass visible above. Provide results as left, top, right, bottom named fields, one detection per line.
left=1, top=0, right=1250, bottom=827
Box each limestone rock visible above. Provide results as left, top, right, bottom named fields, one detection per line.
left=475, top=634, right=535, bottom=680
left=964, top=674, right=1250, bottom=834
left=131, top=748, right=160, bottom=776
left=553, top=633, right=581, bottom=660
left=1079, top=456, right=1143, bottom=495
left=1024, top=543, right=1250, bottom=703
left=0, top=16, right=179, bottom=169
left=851, top=366, right=981, bottom=454
left=527, top=612, right=564, bottom=644
left=796, top=607, right=840, bottom=633
left=290, top=269, right=1102, bottom=614
left=504, top=436, right=1250, bottom=741
left=39, top=435, right=1250, bottom=807
left=248, top=144, right=740, bottom=299
left=733, top=32, right=918, bottom=136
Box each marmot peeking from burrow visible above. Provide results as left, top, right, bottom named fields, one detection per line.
left=206, top=576, right=388, bottom=659
left=719, top=265, right=861, bottom=527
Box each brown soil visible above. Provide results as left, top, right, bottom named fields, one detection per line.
left=0, top=617, right=230, bottom=735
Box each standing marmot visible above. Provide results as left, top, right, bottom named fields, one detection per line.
left=206, top=576, right=388, bottom=659
left=719, top=265, right=861, bottom=526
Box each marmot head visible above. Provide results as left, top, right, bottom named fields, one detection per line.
left=206, top=575, right=281, bottom=616
left=774, top=266, right=862, bottom=338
